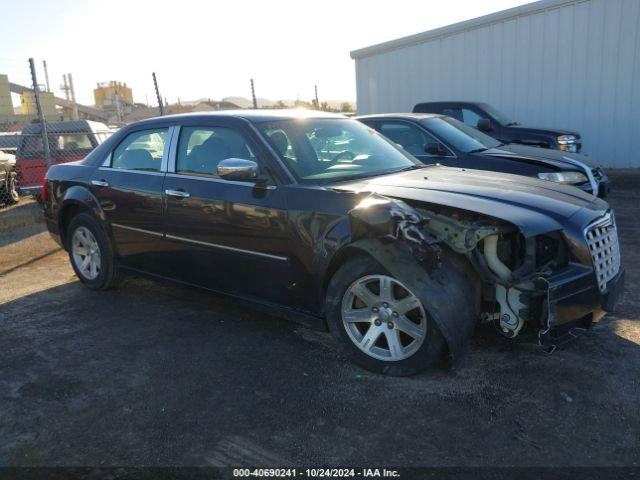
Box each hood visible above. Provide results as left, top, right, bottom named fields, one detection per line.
left=479, top=143, right=595, bottom=170
left=506, top=124, right=580, bottom=137
left=333, top=166, right=608, bottom=237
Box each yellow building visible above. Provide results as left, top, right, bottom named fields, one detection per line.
left=94, top=81, right=133, bottom=108
left=19, top=90, right=57, bottom=118
left=0, top=74, right=14, bottom=117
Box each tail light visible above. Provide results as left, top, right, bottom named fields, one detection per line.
left=41, top=176, right=47, bottom=202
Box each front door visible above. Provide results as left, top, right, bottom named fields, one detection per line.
left=377, top=121, right=457, bottom=167
left=90, top=126, right=171, bottom=273
left=161, top=122, right=291, bottom=305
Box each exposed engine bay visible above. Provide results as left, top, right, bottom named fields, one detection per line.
left=349, top=194, right=580, bottom=346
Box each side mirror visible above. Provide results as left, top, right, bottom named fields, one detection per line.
left=424, top=142, right=444, bottom=156
left=217, top=158, right=259, bottom=182
left=477, top=118, right=492, bottom=132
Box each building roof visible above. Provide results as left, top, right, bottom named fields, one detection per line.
left=350, top=0, right=581, bottom=59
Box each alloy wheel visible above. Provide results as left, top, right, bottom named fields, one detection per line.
left=71, top=226, right=101, bottom=280
left=341, top=274, right=427, bottom=361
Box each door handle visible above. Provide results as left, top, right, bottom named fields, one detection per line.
left=91, top=179, right=109, bottom=187
left=165, top=189, right=190, bottom=198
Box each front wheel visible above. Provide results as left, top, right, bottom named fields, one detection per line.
left=67, top=213, right=121, bottom=290
left=1, top=171, right=20, bottom=205
left=326, top=256, right=445, bottom=376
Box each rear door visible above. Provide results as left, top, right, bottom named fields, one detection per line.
left=161, top=119, right=291, bottom=305
left=90, top=126, right=174, bottom=273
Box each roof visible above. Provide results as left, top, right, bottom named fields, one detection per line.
left=356, top=113, right=443, bottom=120
left=21, top=120, right=110, bottom=134
left=131, top=109, right=348, bottom=126
left=350, top=0, right=581, bottom=59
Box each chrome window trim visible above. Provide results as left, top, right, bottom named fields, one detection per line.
left=165, top=172, right=276, bottom=190
left=111, top=223, right=163, bottom=237
left=165, top=234, right=288, bottom=262
left=102, top=126, right=174, bottom=173
left=98, top=166, right=166, bottom=177
left=161, top=125, right=179, bottom=172
left=167, top=125, right=181, bottom=173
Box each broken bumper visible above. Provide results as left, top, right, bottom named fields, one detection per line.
left=547, top=264, right=625, bottom=327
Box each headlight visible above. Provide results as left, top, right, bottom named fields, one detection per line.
left=557, top=135, right=576, bottom=145
left=538, top=171, right=588, bottom=184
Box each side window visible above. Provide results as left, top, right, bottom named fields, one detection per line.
left=462, top=108, right=485, bottom=129
left=379, top=122, right=431, bottom=156
left=112, top=128, right=168, bottom=172
left=442, top=108, right=463, bottom=122
left=56, top=134, right=93, bottom=151
left=176, top=126, right=256, bottom=178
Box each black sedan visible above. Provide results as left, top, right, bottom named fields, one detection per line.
left=357, top=113, right=609, bottom=198
left=42, top=111, right=624, bottom=375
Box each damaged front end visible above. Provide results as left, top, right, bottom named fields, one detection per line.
left=347, top=193, right=601, bottom=360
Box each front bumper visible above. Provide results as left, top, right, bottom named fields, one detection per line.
left=546, top=264, right=625, bottom=327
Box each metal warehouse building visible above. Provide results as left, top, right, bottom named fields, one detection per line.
left=351, top=0, right=640, bottom=168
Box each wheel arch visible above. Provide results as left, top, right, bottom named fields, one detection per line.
left=58, top=186, right=106, bottom=248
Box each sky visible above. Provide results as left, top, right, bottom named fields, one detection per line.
left=0, top=0, right=531, bottom=107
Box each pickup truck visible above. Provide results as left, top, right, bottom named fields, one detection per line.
left=16, top=120, right=113, bottom=192
left=0, top=150, right=19, bottom=205
left=413, top=101, right=582, bottom=153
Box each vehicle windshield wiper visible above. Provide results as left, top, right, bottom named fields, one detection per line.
left=468, top=147, right=488, bottom=153
left=325, top=165, right=424, bottom=183
left=506, top=122, right=520, bottom=126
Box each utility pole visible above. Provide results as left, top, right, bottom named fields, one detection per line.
left=67, top=73, right=79, bottom=120
left=61, top=75, right=70, bottom=100
left=314, top=84, right=319, bottom=109
left=43, top=60, right=51, bottom=92
left=250, top=78, right=258, bottom=109
left=29, top=58, right=51, bottom=170
left=152, top=72, right=165, bottom=116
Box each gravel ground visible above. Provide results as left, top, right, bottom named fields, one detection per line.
left=0, top=190, right=638, bottom=468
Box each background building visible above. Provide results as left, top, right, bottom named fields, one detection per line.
left=19, top=90, right=57, bottom=118
left=0, top=75, right=13, bottom=117
left=351, top=0, right=640, bottom=168
left=93, top=81, right=133, bottom=109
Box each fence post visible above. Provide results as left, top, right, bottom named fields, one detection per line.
left=250, top=78, right=258, bottom=109
left=29, top=58, right=51, bottom=170
left=152, top=72, right=165, bottom=116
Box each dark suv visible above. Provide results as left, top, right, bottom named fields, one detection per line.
left=42, top=110, right=624, bottom=375
left=413, top=101, right=582, bottom=153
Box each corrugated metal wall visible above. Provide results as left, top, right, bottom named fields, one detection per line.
left=353, top=0, right=640, bottom=168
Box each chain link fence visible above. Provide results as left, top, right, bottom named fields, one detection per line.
left=0, top=121, right=114, bottom=207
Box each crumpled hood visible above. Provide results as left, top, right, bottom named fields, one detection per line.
left=481, top=143, right=596, bottom=171
left=334, top=166, right=609, bottom=237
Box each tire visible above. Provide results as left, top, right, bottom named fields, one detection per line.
left=66, top=212, right=121, bottom=290
left=5, top=171, right=20, bottom=205
left=326, top=255, right=446, bottom=376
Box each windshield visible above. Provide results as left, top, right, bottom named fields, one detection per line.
left=256, top=118, right=422, bottom=183
left=423, top=117, right=502, bottom=153
left=478, top=103, right=516, bottom=126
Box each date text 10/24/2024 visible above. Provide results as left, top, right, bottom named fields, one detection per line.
left=233, top=468, right=401, bottom=478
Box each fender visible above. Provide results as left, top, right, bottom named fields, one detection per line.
left=58, top=185, right=107, bottom=245
left=349, top=237, right=480, bottom=365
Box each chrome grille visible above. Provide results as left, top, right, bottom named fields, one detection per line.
left=585, top=213, right=620, bottom=292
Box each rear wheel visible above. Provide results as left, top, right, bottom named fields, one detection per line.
left=326, top=256, right=445, bottom=376
left=67, top=213, right=121, bottom=290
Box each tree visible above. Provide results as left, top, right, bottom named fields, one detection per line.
left=340, top=102, right=353, bottom=113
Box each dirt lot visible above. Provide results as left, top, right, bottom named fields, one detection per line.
left=0, top=188, right=638, bottom=468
